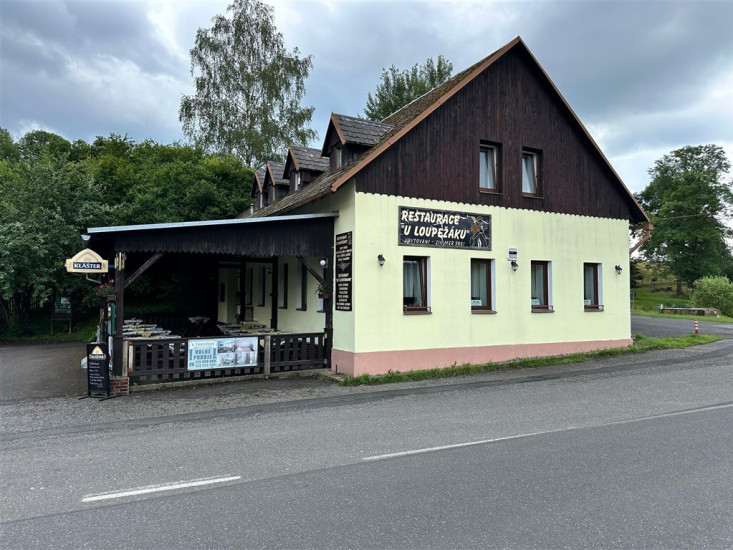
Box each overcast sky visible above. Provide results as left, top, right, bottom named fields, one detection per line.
left=2, top=0, right=732, bottom=194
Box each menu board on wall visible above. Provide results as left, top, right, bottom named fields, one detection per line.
left=399, top=206, right=491, bottom=250
left=335, top=231, right=352, bottom=311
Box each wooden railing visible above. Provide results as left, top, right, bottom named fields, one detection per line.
left=126, top=333, right=326, bottom=385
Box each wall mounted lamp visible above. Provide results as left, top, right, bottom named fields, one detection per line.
left=377, top=254, right=385, bottom=267
left=319, top=258, right=327, bottom=267
left=615, top=265, right=623, bottom=275
left=510, top=260, right=519, bottom=272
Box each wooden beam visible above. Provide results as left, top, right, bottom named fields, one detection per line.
left=629, top=223, right=653, bottom=255
left=295, top=255, right=327, bottom=287
left=124, top=253, right=164, bottom=289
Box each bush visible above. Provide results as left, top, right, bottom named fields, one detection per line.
left=691, top=276, right=733, bottom=316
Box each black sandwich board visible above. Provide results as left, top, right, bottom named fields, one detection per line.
left=81, top=343, right=117, bottom=400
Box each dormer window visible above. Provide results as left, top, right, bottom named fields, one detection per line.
left=335, top=145, right=343, bottom=168
left=294, top=171, right=301, bottom=190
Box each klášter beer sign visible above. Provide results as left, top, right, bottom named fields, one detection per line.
left=399, top=207, right=491, bottom=250
left=65, top=248, right=109, bottom=273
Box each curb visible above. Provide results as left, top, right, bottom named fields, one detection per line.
left=129, top=368, right=344, bottom=393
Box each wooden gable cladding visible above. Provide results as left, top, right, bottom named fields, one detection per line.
left=354, top=46, right=642, bottom=222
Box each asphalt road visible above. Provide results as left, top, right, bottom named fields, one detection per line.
left=631, top=314, right=733, bottom=339
left=2, top=340, right=731, bottom=549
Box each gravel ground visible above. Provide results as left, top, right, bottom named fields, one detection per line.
left=2, top=339, right=731, bottom=436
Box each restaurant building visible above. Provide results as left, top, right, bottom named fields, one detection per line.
left=86, top=37, right=648, bottom=388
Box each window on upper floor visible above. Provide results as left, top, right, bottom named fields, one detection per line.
left=294, top=171, right=301, bottom=191
left=334, top=145, right=343, bottom=168
left=470, top=259, right=495, bottom=312
left=403, top=256, right=430, bottom=313
left=583, top=263, right=603, bottom=310
left=522, top=149, right=541, bottom=196
left=479, top=144, right=500, bottom=192
left=531, top=260, right=553, bottom=311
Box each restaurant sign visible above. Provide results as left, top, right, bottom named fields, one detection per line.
left=335, top=231, right=352, bottom=312
left=399, top=207, right=491, bottom=250
left=187, top=337, right=258, bottom=371
left=65, top=248, right=109, bottom=273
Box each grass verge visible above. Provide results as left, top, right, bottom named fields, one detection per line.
left=631, top=309, right=733, bottom=323
left=340, top=333, right=722, bottom=386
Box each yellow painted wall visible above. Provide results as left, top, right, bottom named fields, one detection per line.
left=272, top=256, right=327, bottom=333
left=349, top=192, right=631, bottom=353
left=289, top=181, right=357, bottom=351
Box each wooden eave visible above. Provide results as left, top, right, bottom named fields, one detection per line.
left=86, top=213, right=338, bottom=258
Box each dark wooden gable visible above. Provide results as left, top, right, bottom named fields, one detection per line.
left=353, top=43, right=645, bottom=222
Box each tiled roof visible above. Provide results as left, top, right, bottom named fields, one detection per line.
left=289, top=146, right=329, bottom=172
left=332, top=114, right=392, bottom=146
left=251, top=168, right=266, bottom=197
left=254, top=36, right=647, bottom=223
left=251, top=49, right=502, bottom=218
left=266, top=161, right=288, bottom=186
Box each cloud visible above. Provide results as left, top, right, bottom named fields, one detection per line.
left=1, top=0, right=732, bottom=195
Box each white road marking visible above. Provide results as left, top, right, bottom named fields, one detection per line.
left=82, top=476, right=241, bottom=503
left=362, top=402, right=733, bottom=462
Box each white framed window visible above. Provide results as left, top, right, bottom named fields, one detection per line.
left=584, top=263, right=603, bottom=310
left=403, top=256, right=430, bottom=313
left=522, top=150, right=540, bottom=195
left=470, top=259, right=495, bottom=312
left=294, top=171, right=301, bottom=191
left=334, top=145, right=343, bottom=168
left=531, top=260, right=553, bottom=311
left=479, top=145, right=498, bottom=191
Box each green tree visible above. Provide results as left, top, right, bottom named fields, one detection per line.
left=0, top=148, right=107, bottom=333
left=364, top=55, right=453, bottom=121
left=691, top=276, right=733, bottom=317
left=179, top=0, right=315, bottom=168
left=636, top=145, right=733, bottom=289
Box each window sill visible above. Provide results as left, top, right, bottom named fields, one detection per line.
left=471, top=309, right=497, bottom=314
left=522, top=193, right=544, bottom=199
left=296, top=307, right=307, bottom=312
left=404, top=308, right=432, bottom=315
left=479, top=189, right=502, bottom=195
left=584, top=305, right=604, bottom=312
left=278, top=306, right=287, bottom=310
left=531, top=306, right=554, bottom=313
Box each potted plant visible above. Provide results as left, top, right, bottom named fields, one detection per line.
left=315, top=282, right=331, bottom=299
left=95, top=279, right=115, bottom=299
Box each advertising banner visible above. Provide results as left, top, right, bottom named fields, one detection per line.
left=187, top=337, right=258, bottom=371
left=399, top=206, right=491, bottom=250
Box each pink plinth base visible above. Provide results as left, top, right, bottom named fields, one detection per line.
left=331, top=339, right=633, bottom=377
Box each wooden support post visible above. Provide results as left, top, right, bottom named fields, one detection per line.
left=270, top=256, right=278, bottom=330
left=264, top=335, right=271, bottom=378
left=113, top=252, right=125, bottom=377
